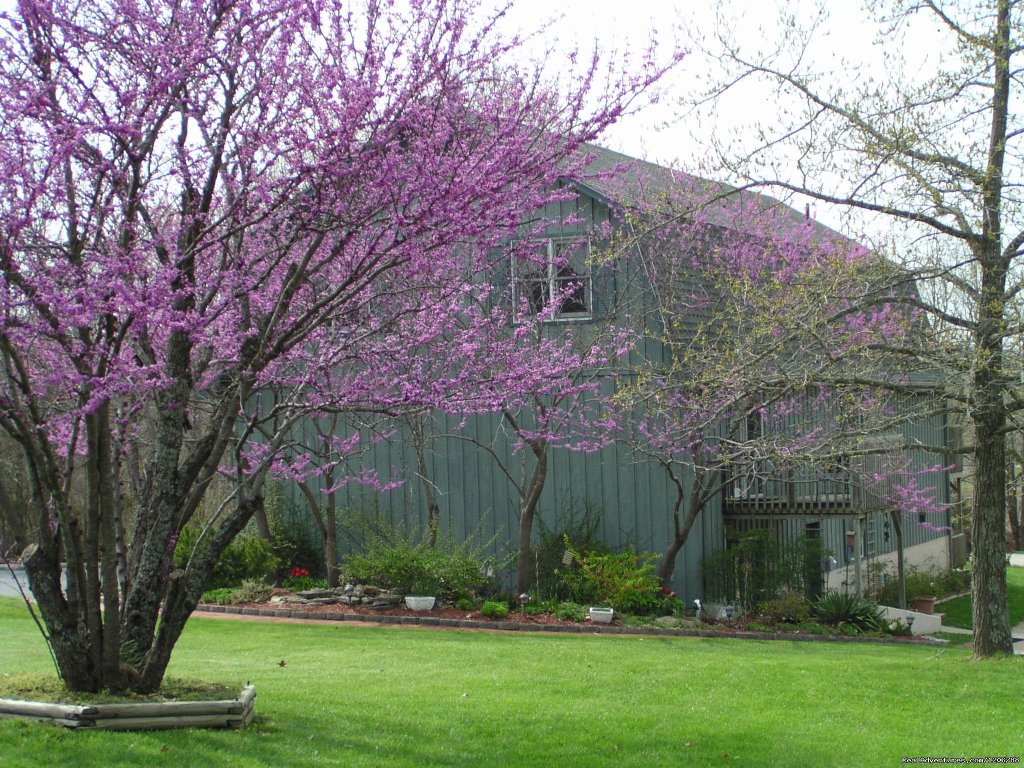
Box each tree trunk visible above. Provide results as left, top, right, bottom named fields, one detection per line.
left=890, top=510, right=906, bottom=610
left=656, top=471, right=707, bottom=586
left=515, top=440, right=548, bottom=595
left=409, top=414, right=442, bottom=546
left=297, top=478, right=341, bottom=588
left=971, top=414, right=1013, bottom=655
left=324, top=494, right=339, bottom=588
left=0, top=477, right=28, bottom=557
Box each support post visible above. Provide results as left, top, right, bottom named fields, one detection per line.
left=853, top=516, right=863, bottom=597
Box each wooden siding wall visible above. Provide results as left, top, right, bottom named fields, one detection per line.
left=280, top=188, right=724, bottom=601
left=279, top=186, right=951, bottom=602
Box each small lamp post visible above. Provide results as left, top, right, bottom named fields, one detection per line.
left=518, top=593, right=530, bottom=615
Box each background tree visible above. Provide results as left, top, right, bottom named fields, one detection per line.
left=615, top=184, right=945, bottom=589
left=691, top=0, right=1020, bottom=656
left=0, top=0, right=675, bottom=692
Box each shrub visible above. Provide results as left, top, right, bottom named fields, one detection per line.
left=756, top=591, right=812, bottom=624
left=284, top=575, right=327, bottom=592
left=702, top=531, right=826, bottom=610
left=782, top=621, right=839, bottom=635
left=532, top=502, right=610, bottom=601
left=555, top=601, right=588, bottom=622
left=174, top=527, right=279, bottom=589
left=813, top=590, right=885, bottom=632
left=480, top=601, right=509, bottom=619
left=342, top=526, right=487, bottom=598
left=231, top=579, right=273, bottom=605
left=455, top=597, right=476, bottom=611
left=875, top=567, right=971, bottom=605
left=200, top=587, right=237, bottom=605
left=562, top=549, right=662, bottom=613
left=887, top=619, right=913, bottom=637
left=524, top=599, right=557, bottom=616
left=263, top=481, right=326, bottom=580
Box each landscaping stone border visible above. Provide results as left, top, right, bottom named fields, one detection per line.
left=198, top=604, right=946, bottom=648
left=0, top=685, right=255, bottom=731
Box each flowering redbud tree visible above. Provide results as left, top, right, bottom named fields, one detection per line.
left=614, top=182, right=947, bottom=587
left=0, top=0, right=676, bottom=692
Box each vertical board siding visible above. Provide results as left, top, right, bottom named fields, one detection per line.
left=279, top=186, right=948, bottom=602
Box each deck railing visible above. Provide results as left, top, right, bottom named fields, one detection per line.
left=723, top=455, right=898, bottom=516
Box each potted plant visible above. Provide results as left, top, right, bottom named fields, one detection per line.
left=404, top=577, right=440, bottom=611
left=913, top=596, right=937, bottom=614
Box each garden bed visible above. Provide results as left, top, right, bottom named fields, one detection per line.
left=197, top=600, right=944, bottom=648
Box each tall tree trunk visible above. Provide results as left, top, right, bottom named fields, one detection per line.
left=409, top=413, right=442, bottom=546
left=297, top=478, right=340, bottom=588
left=0, top=478, right=28, bottom=557
left=969, top=0, right=1014, bottom=658
left=890, top=510, right=906, bottom=610
left=656, top=468, right=708, bottom=586
left=515, top=439, right=548, bottom=596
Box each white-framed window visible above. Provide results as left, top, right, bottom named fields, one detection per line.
left=512, top=238, right=592, bottom=321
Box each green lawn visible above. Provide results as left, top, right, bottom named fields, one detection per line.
left=939, top=567, right=1024, bottom=630
left=1, top=598, right=1021, bottom=767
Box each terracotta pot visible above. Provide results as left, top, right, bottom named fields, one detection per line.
left=913, top=596, right=936, bottom=615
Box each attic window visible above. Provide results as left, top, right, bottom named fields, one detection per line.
left=513, top=239, right=592, bottom=321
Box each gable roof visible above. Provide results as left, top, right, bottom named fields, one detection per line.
left=571, top=144, right=844, bottom=241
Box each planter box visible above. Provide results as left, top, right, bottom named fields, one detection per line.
left=404, top=596, right=436, bottom=611
left=589, top=607, right=614, bottom=624
left=913, top=596, right=936, bottom=615
left=0, top=685, right=255, bottom=730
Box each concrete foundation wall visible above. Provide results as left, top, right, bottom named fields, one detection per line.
left=826, top=535, right=951, bottom=594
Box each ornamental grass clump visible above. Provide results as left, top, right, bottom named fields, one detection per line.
left=813, top=590, right=885, bottom=633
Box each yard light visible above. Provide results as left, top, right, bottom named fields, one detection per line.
left=725, top=605, right=734, bottom=621
left=518, top=593, right=530, bottom=614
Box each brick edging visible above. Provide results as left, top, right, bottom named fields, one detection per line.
left=196, top=603, right=945, bottom=648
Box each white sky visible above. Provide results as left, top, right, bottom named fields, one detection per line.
left=493, top=0, right=952, bottom=238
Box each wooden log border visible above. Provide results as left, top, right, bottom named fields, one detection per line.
left=0, top=685, right=255, bottom=731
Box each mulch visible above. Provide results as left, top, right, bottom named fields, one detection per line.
left=193, top=600, right=947, bottom=648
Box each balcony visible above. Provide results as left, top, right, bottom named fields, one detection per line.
left=723, top=456, right=898, bottom=518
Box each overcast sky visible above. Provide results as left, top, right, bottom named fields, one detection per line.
left=493, top=0, right=953, bottom=238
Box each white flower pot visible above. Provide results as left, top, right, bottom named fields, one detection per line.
left=404, top=596, right=436, bottom=611
left=589, top=606, right=614, bottom=624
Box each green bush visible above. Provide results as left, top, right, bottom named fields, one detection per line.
left=524, top=599, right=557, bottom=616
left=342, top=526, right=486, bottom=598
left=266, top=483, right=326, bottom=581
left=561, top=549, right=663, bottom=613
left=702, top=531, right=826, bottom=610
left=231, top=579, right=273, bottom=605
left=782, top=621, right=839, bottom=635
left=813, top=590, right=885, bottom=632
left=875, top=567, right=971, bottom=605
left=455, top=597, right=477, bottom=611
left=174, top=527, right=279, bottom=589
left=756, top=591, right=812, bottom=624
left=200, top=588, right=237, bottom=605
left=283, top=575, right=327, bottom=592
left=480, top=601, right=509, bottom=619
left=555, top=601, right=588, bottom=622
left=532, top=503, right=610, bottom=601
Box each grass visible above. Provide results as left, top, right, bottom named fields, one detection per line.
left=939, top=567, right=1024, bottom=630
left=1, top=597, right=1022, bottom=767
